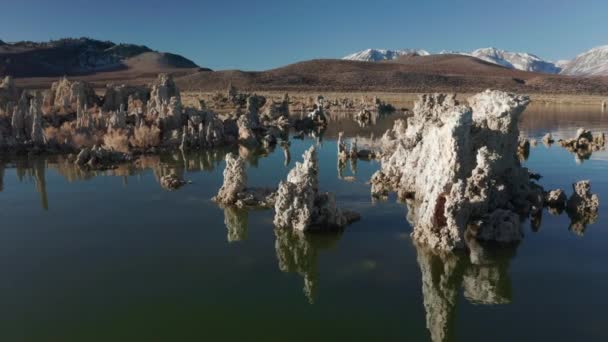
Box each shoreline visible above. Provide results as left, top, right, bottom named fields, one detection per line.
left=183, top=91, right=608, bottom=109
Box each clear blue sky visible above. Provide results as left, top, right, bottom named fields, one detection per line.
left=1, top=0, right=607, bottom=71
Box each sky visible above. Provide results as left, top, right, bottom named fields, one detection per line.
left=1, top=0, right=607, bottom=71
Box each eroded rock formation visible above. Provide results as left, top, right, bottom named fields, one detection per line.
left=102, top=84, right=150, bottom=111
left=30, top=92, right=45, bottom=145
left=148, top=73, right=180, bottom=112
left=557, top=128, right=605, bottom=162
left=566, top=180, right=599, bottom=234
left=371, top=91, right=537, bottom=250
left=0, top=76, right=20, bottom=115
left=213, top=153, right=275, bottom=208
left=47, top=77, right=97, bottom=112
left=160, top=173, right=187, bottom=191
left=75, top=145, right=132, bottom=170
left=273, top=146, right=360, bottom=231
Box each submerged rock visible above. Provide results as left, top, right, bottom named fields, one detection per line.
left=544, top=189, right=567, bottom=209
left=542, top=133, right=554, bottom=146
left=273, top=146, right=360, bottom=231
left=75, top=145, right=132, bottom=170
left=557, top=128, right=605, bottom=162
left=160, top=173, right=187, bottom=191
left=566, top=180, right=600, bottom=234
left=371, top=90, right=535, bottom=250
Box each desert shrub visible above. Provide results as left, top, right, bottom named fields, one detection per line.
left=103, top=128, right=130, bottom=153
left=130, top=124, right=161, bottom=149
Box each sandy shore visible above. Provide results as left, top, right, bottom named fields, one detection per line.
left=182, top=91, right=608, bottom=110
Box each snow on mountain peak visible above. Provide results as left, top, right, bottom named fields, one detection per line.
left=469, top=47, right=561, bottom=73
left=344, top=47, right=563, bottom=74
left=343, top=48, right=430, bottom=62
left=344, top=45, right=608, bottom=76
left=560, top=45, right=608, bottom=76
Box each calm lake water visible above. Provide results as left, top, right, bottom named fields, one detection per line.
left=1, top=106, right=607, bottom=341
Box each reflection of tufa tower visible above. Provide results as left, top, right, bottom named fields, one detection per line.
left=414, top=239, right=515, bottom=342
left=32, top=158, right=49, bottom=210
left=274, top=228, right=319, bottom=304
left=223, top=206, right=248, bottom=242
left=0, top=161, right=4, bottom=192
left=273, top=228, right=344, bottom=304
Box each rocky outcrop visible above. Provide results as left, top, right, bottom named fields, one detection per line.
left=0, top=76, right=21, bottom=115
left=307, top=96, right=327, bottom=126
left=517, top=136, right=530, bottom=161
left=544, top=189, right=567, bottom=209
left=542, top=133, right=554, bottom=146
left=566, top=180, right=599, bottom=234
left=181, top=110, right=228, bottom=150
left=237, top=114, right=259, bottom=147
left=294, top=96, right=328, bottom=131
left=148, top=73, right=180, bottom=112
left=160, top=173, right=187, bottom=191
left=30, top=92, right=45, bottom=145
left=107, top=105, right=127, bottom=130
left=263, top=93, right=290, bottom=119
left=213, top=153, right=275, bottom=208
left=11, top=92, right=28, bottom=140
left=47, top=77, right=97, bottom=112
left=273, top=146, right=360, bottom=231
left=102, top=84, right=150, bottom=111
left=371, top=90, right=535, bottom=250
left=75, top=145, right=132, bottom=170
left=354, top=109, right=374, bottom=127
left=557, top=128, right=605, bottom=162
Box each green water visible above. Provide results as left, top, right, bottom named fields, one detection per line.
left=0, top=107, right=607, bottom=341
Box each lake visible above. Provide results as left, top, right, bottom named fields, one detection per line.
left=0, top=105, right=607, bottom=341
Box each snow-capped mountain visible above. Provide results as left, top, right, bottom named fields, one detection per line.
left=468, top=48, right=561, bottom=74
left=343, top=48, right=430, bottom=62
left=344, top=47, right=562, bottom=74
left=559, top=46, right=608, bottom=76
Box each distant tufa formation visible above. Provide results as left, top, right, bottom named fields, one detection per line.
left=0, top=74, right=316, bottom=171
left=370, top=90, right=600, bottom=250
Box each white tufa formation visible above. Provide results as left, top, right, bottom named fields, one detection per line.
left=148, top=73, right=180, bottom=112
left=273, top=146, right=360, bottom=231
left=213, top=153, right=275, bottom=208
left=371, top=90, right=537, bottom=250
left=214, top=153, right=248, bottom=205
left=47, top=77, right=97, bottom=112
left=30, top=92, right=45, bottom=144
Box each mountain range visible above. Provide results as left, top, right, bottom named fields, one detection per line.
left=0, top=37, right=203, bottom=78
left=343, top=47, right=608, bottom=76
left=3, top=37, right=608, bottom=95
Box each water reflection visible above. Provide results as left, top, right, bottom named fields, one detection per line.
left=223, top=206, right=249, bottom=242
left=0, top=105, right=606, bottom=340
left=274, top=227, right=342, bottom=304
left=415, top=238, right=516, bottom=342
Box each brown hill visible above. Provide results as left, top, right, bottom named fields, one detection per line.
left=176, top=55, right=608, bottom=95
left=2, top=38, right=205, bottom=89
